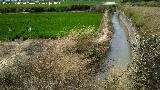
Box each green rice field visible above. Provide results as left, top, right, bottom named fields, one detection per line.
left=0, top=12, right=103, bottom=41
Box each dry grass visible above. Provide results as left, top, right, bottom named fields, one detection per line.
left=119, top=5, right=160, bottom=90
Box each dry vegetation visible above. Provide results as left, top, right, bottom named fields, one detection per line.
left=0, top=11, right=113, bottom=89
left=115, top=5, right=160, bottom=90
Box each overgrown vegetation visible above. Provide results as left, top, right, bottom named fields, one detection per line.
left=118, top=5, right=160, bottom=89
left=0, top=12, right=102, bottom=41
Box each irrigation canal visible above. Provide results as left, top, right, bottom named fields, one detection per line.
left=98, top=12, right=131, bottom=80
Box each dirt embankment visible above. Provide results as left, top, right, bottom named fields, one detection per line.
left=0, top=11, right=112, bottom=89
left=97, top=11, right=112, bottom=43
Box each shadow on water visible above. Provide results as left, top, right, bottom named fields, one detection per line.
left=98, top=12, right=131, bottom=80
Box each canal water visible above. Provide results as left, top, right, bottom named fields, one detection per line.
left=98, top=12, right=131, bottom=80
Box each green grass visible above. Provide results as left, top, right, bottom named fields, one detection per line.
left=0, top=12, right=103, bottom=41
